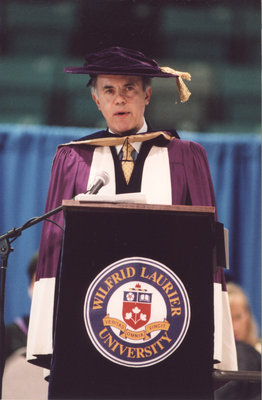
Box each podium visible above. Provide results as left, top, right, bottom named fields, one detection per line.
left=48, top=201, right=220, bottom=400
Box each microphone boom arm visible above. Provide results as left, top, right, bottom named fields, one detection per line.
left=0, top=169, right=110, bottom=397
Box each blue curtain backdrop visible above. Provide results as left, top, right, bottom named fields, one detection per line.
left=0, top=124, right=260, bottom=332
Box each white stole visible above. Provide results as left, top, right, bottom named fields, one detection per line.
left=88, top=146, right=172, bottom=205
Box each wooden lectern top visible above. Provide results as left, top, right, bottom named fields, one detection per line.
left=62, top=199, right=216, bottom=216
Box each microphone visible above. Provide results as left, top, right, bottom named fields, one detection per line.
left=87, top=171, right=110, bottom=194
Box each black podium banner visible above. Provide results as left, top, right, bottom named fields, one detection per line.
left=49, top=202, right=217, bottom=400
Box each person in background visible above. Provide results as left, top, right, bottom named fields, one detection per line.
left=215, top=282, right=261, bottom=400
left=2, top=252, right=48, bottom=400
left=227, top=282, right=261, bottom=353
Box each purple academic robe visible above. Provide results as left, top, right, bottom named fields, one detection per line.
left=27, top=131, right=237, bottom=372
left=36, top=137, right=216, bottom=281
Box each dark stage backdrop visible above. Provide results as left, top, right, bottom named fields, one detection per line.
left=0, top=124, right=260, bottom=332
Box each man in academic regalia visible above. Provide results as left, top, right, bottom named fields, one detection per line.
left=27, top=47, right=237, bottom=392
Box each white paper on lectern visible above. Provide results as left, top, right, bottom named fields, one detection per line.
left=74, top=192, right=147, bottom=204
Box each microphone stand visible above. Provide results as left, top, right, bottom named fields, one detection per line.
left=0, top=203, right=64, bottom=398
left=0, top=175, right=107, bottom=398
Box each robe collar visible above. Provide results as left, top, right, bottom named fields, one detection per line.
left=59, top=130, right=176, bottom=148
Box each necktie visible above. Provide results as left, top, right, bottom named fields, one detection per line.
left=121, top=140, right=135, bottom=184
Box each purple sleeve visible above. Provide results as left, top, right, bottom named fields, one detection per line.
left=36, top=146, right=93, bottom=280
left=169, top=139, right=226, bottom=281
left=169, top=140, right=217, bottom=211
left=184, top=141, right=217, bottom=208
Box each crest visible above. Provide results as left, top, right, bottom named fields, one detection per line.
left=83, top=257, right=191, bottom=367
left=123, top=284, right=152, bottom=330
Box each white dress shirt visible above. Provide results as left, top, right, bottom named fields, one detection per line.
left=110, top=119, right=148, bottom=156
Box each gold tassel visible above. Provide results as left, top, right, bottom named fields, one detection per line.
left=160, top=66, right=191, bottom=103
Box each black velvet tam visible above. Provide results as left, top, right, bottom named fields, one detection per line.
left=64, top=46, right=178, bottom=78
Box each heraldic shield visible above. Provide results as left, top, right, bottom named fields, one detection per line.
left=122, top=283, right=152, bottom=330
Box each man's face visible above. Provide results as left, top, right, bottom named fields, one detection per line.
left=92, top=75, right=152, bottom=135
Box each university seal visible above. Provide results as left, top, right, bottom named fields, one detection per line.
left=83, top=257, right=191, bottom=367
